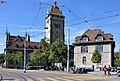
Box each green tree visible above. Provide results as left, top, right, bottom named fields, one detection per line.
left=0, top=53, right=5, bottom=64
left=4, top=53, right=16, bottom=67
left=40, top=37, right=48, bottom=51
left=91, top=48, right=102, bottom=64
left=30, top=50, right=42, bottom=69
left=15, top=52, right=23, bottom=68
left=4, top=53, right=15, bottom=63
left=39, top=38, right=67, bottom=68
left=40, top=38, right=51, bottom=66
left=50, top=38, right=67, bottom=63
left=114, top=52, right=120, bottom=66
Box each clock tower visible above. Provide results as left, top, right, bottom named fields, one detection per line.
left=45, top=0, right=65, bottom=43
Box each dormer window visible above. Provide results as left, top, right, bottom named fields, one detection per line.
left=81, top=37, right=88, bottom=42
left=96, top=36, right=103, bottom=41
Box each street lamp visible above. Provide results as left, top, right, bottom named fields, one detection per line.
left=67, top=28, right=70, bottom=72
left=24, top=32, right=27, bottom=73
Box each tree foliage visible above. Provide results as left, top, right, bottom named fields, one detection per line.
left=15, top=52, right=23, bottom=63
left=91, top=48, right=102, bottom=64
left=0, top=53, right=5, bottom=64
left=4, top=53, right=16, bottom=64
left=29, top=38, right=67, bottom=67
left=114, top=52, right=120, bottom=66
left=30, top=50, right=42, bottom=64
left=40, top=38, right=50, bottom=65
left=50, top=38, right=67, bottom=63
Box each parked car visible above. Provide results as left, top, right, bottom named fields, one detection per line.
left=117, top=67, right=120, bottom=77
left=111, top=67, right=117, bottom=72
left=76, top=68, right=88, bottom=74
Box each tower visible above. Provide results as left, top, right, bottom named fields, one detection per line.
left=45, top=0, right=65, bottom=43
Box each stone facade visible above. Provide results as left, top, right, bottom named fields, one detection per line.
left=45, top=1, right=65, bottom=43
left=74, top=29, right=115, bottom=68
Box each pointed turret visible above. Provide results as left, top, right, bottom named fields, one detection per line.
left=45, top=0, right=65, bottom=43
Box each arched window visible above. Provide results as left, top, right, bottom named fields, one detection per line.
left=82, top=56, right=86, bottom=65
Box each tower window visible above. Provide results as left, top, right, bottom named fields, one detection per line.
left=54, top=24, right=60, bottom=28
left=56, top=31, right=58, bottom=34
left=58, top=24, right=60, bottom=28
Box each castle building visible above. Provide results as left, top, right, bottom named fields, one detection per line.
left=73, top=29, right=115, bottom=68
left=45, top=0, right=65, bottom=43
left=4, top=32, right=42, bottom=68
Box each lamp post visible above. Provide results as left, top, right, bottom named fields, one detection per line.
left=67, top=28, right=70, bottom=72
left=24, top=32, right=27, bottom=73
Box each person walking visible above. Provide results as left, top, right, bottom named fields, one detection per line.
left=103, top=65, right=107, bottom=75
left=107, top=65, right=111, bottom=76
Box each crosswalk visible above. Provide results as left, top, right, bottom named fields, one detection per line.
left=2, top=75, right=110, bottom=81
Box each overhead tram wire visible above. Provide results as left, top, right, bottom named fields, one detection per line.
left=0, top=0, right=52, bottom=6
left=66, top=13, right=120, bottom=27
left=61, top=5, right=92, bottom=28
left=27, top=0, right=41, bottom=35
left=96, top=21, right=120, bottom=28
left=66, top=8, right=120, bottom=23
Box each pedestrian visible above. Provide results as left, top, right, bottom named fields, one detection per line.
left=73, top=65, right=76, bottom=73
left=103, top=65, right=107, bottom=75
left=92, top=65, right=94, bottom=71
left=107, top=65, right=111, bottom=76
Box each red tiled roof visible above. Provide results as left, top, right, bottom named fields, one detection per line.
left=6, top=35, right=41, bottom=50
left=75, top=29, right=113, bottom=43
left=49, top=6, right=64, bottom=17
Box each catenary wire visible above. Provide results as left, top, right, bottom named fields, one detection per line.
left=66, top=8, right=120, bottom=22
left=62, top=5, right=92, bottom=28
left=27, top=0, right=41, bottom=34
left=66, top=13, right=120, bottom=27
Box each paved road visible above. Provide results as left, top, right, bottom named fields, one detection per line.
left=0, top=68, right=119, bottom=81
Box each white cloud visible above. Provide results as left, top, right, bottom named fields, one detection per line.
left=21, top=28, right=45, bottom=33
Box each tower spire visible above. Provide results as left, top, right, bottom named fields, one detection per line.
left=54, top=0, right=57, bottom=7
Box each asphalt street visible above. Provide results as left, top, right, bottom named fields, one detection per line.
left=0, top=68, right=119, bottom=81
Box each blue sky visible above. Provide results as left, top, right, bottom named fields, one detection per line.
left=0, top=0, right=120, bottom=53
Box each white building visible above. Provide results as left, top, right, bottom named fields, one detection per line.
left=73, top=29, right=115, bottom=68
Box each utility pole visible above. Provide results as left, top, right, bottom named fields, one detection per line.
left=24, top=32, right=27, bottom=73
left=67, top=28, right=70, bottom=72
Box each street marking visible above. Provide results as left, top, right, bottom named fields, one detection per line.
left=63, top=76, right=103, bottom=81
left=64, top=76, right=84, bottom=81
left=37, top=78, right=45, bottom=81
left=27, top=78, right=33, bottom=81
left=14, top=79, right=19, bottom=81
left=55, top=77, right=73, bottom=81
left=47, top=77, right=59, bottom=81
